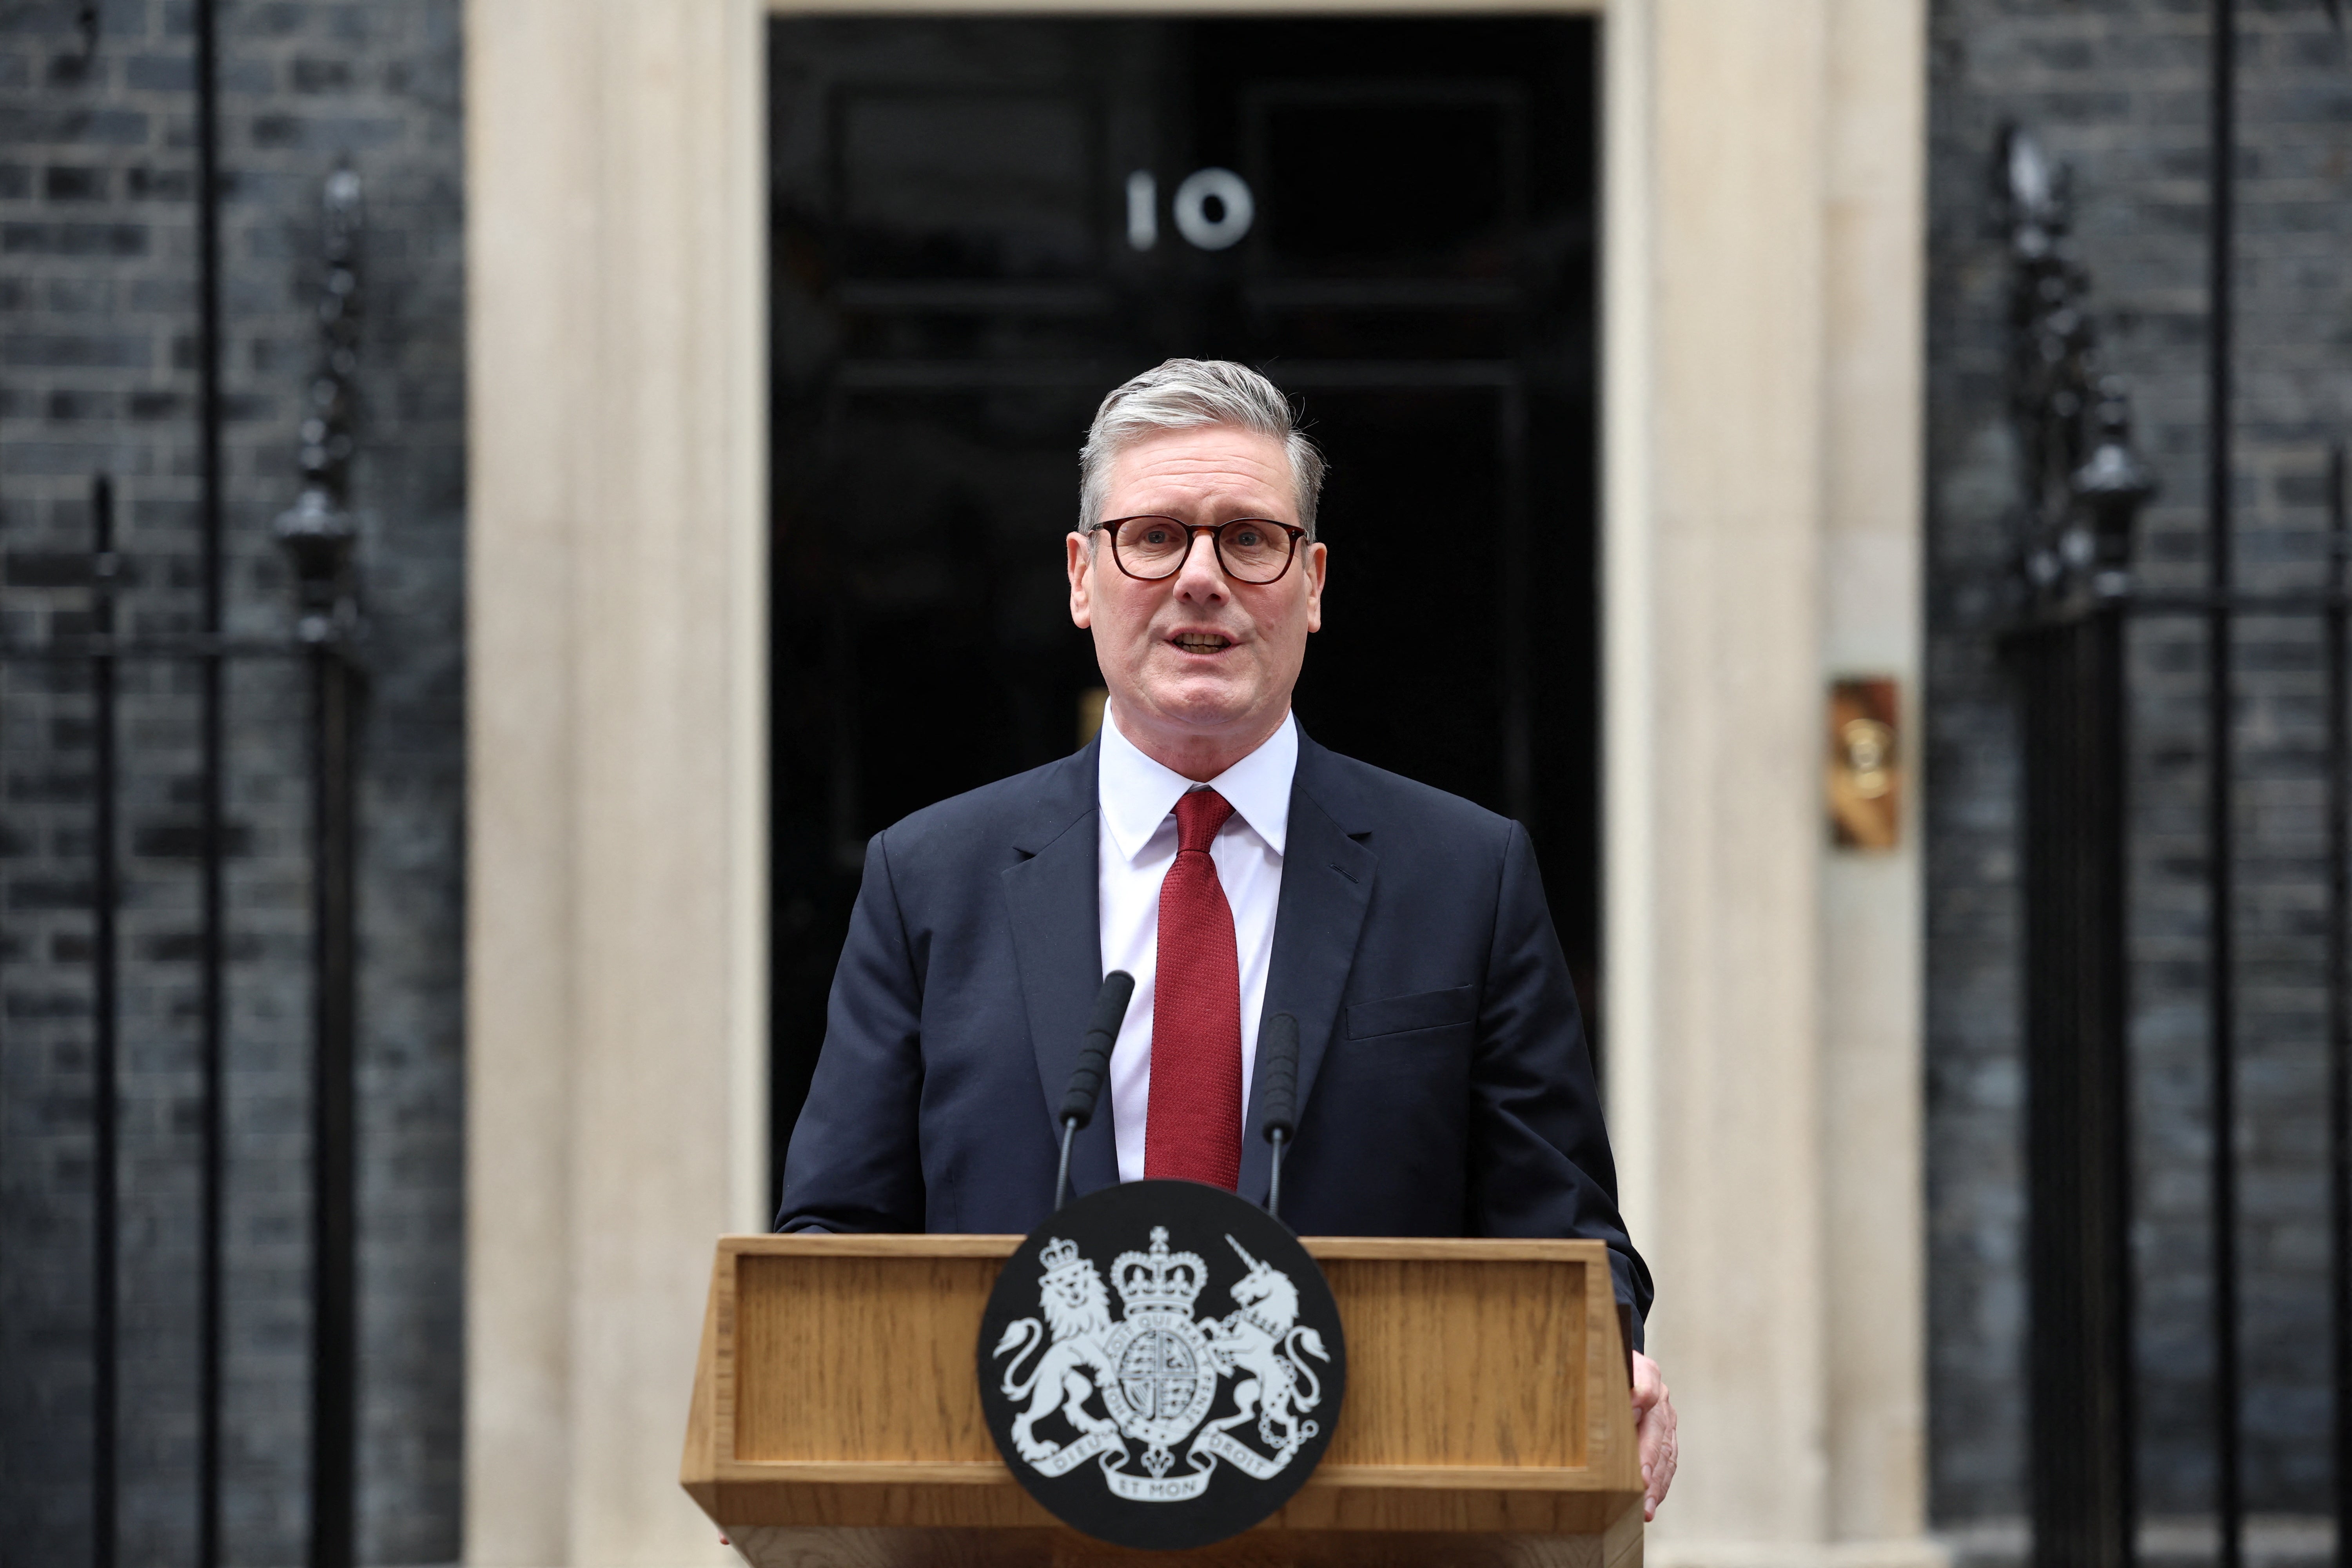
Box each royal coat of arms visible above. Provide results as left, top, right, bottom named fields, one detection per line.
left=990, top=1224, right=1335, bottom=1503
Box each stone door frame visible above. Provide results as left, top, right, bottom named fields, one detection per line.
left=462, top=2, right=1933, bottom=1561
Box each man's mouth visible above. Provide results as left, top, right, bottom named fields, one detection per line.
left=1171, top=632, right=1234, bottom=655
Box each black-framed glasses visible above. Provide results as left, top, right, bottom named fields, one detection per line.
left=1093, top=515, right=1310, bottom=585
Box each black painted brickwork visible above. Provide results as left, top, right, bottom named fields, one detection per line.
left=0, top=2, right=463, bottom=1562
left=1927, top=0, right=2352, bottom=1526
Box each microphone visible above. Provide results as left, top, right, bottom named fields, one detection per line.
left=1258, top=1011, right=1300, bottom=1222
left=1055, top=971, right=1134, bottom=1210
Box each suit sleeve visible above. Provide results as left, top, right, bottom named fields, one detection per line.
left=1468, top=821, right=1656, bottom=1348
left=774, top=831, right=927, bottom=1233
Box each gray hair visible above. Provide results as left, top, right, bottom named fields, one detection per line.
left=1078, top=359, right=1327, bottom=538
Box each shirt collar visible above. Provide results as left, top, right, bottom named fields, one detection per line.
left=1098, top=706, right=1297, bottom=865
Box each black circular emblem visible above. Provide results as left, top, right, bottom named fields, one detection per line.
left=976, top=1179, right=1347, bottom=1551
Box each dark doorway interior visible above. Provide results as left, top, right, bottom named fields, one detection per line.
left=767, top=16, right=1601, bottom=1207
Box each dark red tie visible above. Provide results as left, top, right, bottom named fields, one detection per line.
left=1145, top=788, right=1243, bottom=1189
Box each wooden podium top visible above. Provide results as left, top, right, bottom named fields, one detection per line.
left=682, top=1233, right=1642, bottom=1566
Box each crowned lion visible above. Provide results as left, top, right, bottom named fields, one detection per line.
left=993, top=1238, right=1120, bottom=1463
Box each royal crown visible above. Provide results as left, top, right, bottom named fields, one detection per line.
left=1112, top=1226, right=1206, bottom=1316
left=1038, top=1236, right=1087, bottom=1280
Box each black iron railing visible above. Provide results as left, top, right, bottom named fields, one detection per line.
left=2000, top=5, right=2352, bottom=1557
left=0, top=2, right=366, bottom=1557
left=2000, top=120, right=2151, bottom=1568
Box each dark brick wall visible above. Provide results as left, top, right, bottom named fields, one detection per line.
left=0, top=2, right=463, bottom=1563
left=1927, top=0, right=2352, bottom=1525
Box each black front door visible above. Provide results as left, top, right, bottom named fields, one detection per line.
left=767, top=16, right=1601, bottom=1198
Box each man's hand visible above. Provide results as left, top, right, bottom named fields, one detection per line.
left=1631, top=1350, right=1677, bottom=1521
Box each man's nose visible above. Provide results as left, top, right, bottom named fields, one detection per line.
left=1172, top=530, right=1229, bottom=599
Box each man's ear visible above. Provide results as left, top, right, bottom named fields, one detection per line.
left=1067, top=530, right=1095, bottom=629
left=1303, top=540, right=1327, bottom=635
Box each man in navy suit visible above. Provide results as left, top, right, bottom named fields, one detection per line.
left=779, top=359, right=1677, bottom=1515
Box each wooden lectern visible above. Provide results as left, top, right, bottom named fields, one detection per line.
left=682, top=1234, right=1643, bottom=1568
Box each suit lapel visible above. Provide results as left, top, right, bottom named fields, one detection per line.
left=1002, top=739, right=1119, bottom=1198
left=1239, top=735, right=1376, bottom=1208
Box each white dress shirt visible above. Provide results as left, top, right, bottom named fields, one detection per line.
left=1097, top=706, right=1297, bottom=1182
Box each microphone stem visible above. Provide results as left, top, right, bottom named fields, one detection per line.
left=1267, top=1129, right=1286, bottom=1222
left=1055, top=1116, right=1079, bottom=1211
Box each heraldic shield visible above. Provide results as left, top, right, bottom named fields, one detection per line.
left=976, top=1179, right=1348, bottom=1551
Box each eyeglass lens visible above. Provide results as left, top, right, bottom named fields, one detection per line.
left=1112, top=517, right=1295, bottom=583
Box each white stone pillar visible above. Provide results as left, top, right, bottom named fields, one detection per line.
left=1604, top=2, right=1939, bottom=1563
left=464, top=0, right=768, bottom=1562
left=1820, top=0, right=1931, bottom=1549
